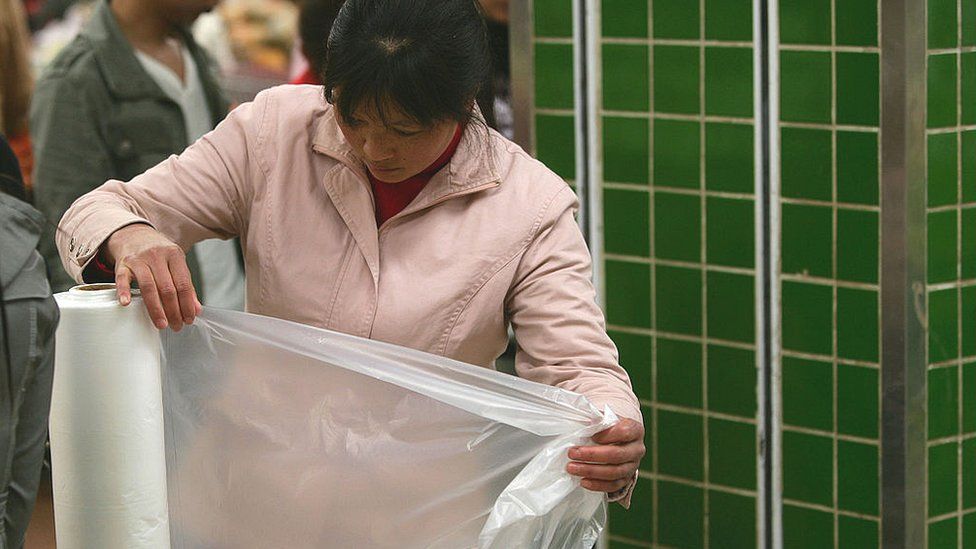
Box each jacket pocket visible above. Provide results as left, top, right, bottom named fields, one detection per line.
left=106, top=109, right=183, bottom=180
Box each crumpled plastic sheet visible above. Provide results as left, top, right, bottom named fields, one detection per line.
left=160, top=308, right=615, bottom=548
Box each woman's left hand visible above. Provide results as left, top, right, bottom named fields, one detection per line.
left=566, top=418, right=646, bottom=494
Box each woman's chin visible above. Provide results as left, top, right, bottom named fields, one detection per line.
left=369, top=168, right=407, bottom=183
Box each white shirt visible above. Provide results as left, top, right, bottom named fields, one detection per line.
left=135, top=42, right=246, bottom=311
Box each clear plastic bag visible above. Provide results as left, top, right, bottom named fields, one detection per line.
left=160, top=308, right=614, bottom=548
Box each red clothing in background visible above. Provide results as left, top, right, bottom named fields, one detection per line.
left=290, top=68, right=320, bottom=85
left=368, top=124, right=463, bottom=227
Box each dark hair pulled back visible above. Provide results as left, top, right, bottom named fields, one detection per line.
left=322, top=0, right=492, bottom=128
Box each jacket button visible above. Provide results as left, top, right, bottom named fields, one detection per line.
left=118, top=140, right=133, bottom=155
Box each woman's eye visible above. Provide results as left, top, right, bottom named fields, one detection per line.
left=394, top=128, right=422, bottom=137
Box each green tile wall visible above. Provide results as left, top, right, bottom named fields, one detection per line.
left=926, top=1, right=976, bottom=546
left=527, top=1, right=970, bottom=547
left=532, top=0, right=577, bottom=184
left=778, top=0, right=881, bottom=547
left=597, top=0, right=759, bottom=546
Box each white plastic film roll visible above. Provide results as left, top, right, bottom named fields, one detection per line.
left=51, top=284, right=170, bottom=549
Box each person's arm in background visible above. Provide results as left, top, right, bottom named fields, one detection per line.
left=506, top=185, right=645, bottom=507
left=30, top=68, right=115, bottom=293
left=57, top=89, right=268, bottom=331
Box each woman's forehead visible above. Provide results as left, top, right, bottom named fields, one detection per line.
left=350, top=96, right=421, bottom=127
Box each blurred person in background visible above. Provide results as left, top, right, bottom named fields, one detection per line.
left=0, top=133, right=57, bottom=549
left=56, top=0, right=645, bottom=507
left=0, top=0, right=35, bottom=197
left=289, top=0, right=344, bottom=85
left=477, top=0, right=511, bottom=138
left=31, top=0, right=246, bottom=310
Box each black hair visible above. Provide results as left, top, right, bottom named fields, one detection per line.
left=322, top=0, right=492, bottom=129
left=298, top=0, right=345, bottom=78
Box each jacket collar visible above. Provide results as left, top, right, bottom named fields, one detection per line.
left=311, top=103, right=501, bottom=204
left=84, top=1, right=228, bottom=120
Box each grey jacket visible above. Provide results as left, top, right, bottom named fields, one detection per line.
left=0, top=191, right=57, bottom=549
left=30, top=0, right=228, bottom=293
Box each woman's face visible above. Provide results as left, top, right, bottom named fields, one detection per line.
left=336, top=100, right=458, bottom=183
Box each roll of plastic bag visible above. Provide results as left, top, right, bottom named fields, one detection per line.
left=53, top=285, right=615, bottom=548
left=51, top=285, right=171, bottom=549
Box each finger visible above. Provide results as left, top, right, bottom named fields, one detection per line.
left=580, top=478, right=631, bottom=494
left=167, top=251, right=199, bottom=325
left=592, top=419, right=644, bottom=445
left=127, top=260, right=168, bottom=329
left=568, top=442, right=645, bottom=465
left=567, top=461, right=638, bottom=481
left=149, top=255, right=184, bottom=332
left=115, top=264, right=133, bottom=306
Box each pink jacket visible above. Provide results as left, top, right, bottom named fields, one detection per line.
left=58, top=85, right=643, bottom=497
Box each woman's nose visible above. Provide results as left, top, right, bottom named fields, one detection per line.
left=362, top=136, right=394, bottom=162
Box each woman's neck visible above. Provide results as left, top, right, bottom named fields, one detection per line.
left=111, top=0, right=179, bottom=49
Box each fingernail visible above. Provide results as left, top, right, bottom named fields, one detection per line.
left=568, top=448, right=580, bottom=459
left=567, top=464, right=580, bottom=475
left=156, top=319, right=168, bottom=329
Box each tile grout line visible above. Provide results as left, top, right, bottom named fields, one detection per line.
left=779, top=120, right=879, bottom=132
left=782, top=498, right=883, bottom=521
left=606, top=325, right=760, bottom=353
left=699, top=0, right=712, bottom=544
left=779, top=352, right=880, bottom=369
left=596, top=109, right=755, bottom=124
left=602, top=36, right=754, bottom=48
left=958, top=1, right=965, bottom=546
left=781, top=423, right=881, bottom=445
left=779, top=197, right=881, bottom=211
left=602, top=254, right=758, bottom=276
left=830, top=0, right=841, bottom=544
left=602, top=181, right=757, bottom=200
left=652, top=473, right=759, bottom=497
left=652, top=402, right=762, bottom=425
left=779, top=43, right=881, bottom=53
left=647, top=2, right=659, bottom=545
left=778, top=274, right=880, bottom=291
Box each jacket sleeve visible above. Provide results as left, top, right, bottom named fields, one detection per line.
left=56, top=91, right=267, bottom=283
left=30, top=71, right=115, bottom=292
left=506, top=185, right=644, bottom=506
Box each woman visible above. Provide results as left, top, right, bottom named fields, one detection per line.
left=57, top=0, right=645, bottom=506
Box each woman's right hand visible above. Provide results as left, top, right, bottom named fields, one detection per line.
left=105, top=224, right=202, bottom=331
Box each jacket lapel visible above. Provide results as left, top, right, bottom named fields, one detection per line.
left=321, top=166, right=381, bottom=284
